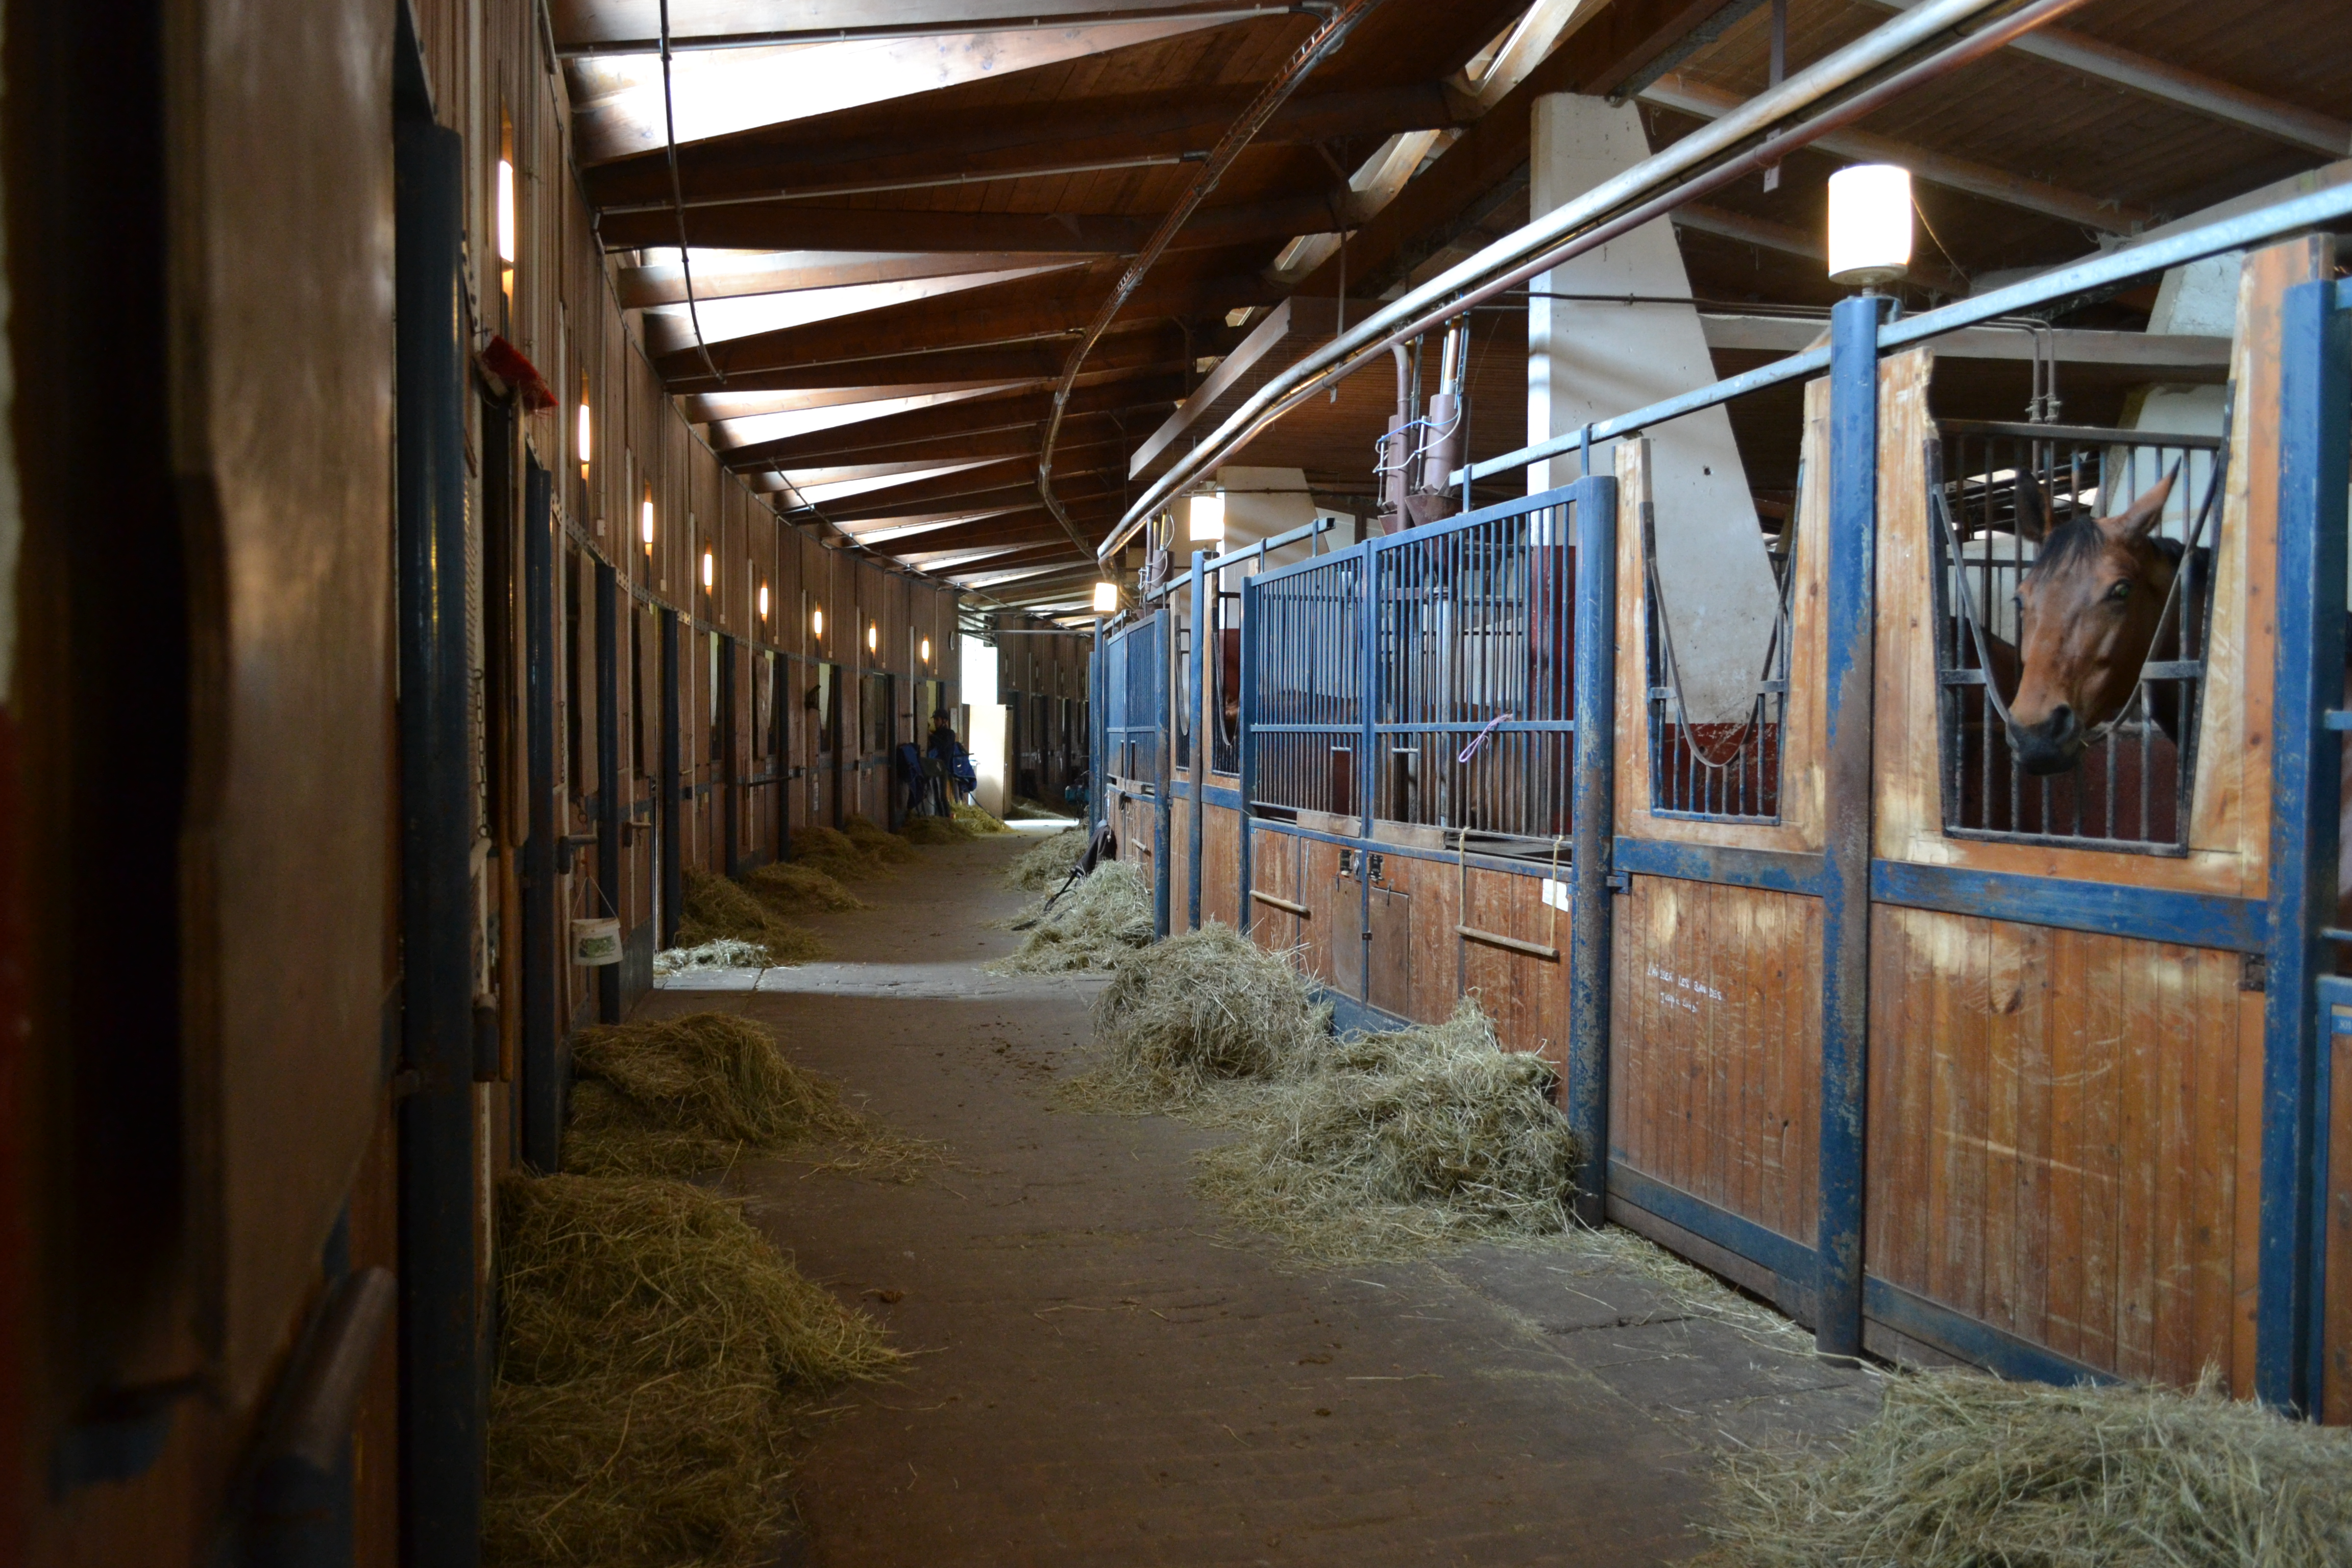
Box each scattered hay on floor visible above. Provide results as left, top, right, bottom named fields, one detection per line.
left=953, top=802, right=1013, bottom=834
left=1060, top=923, right=1326, bottom=1113
left=1193, top=1000, right=1581, bottom=1262
left=1005, top=826, right=1088, bottom=892
left=674, top=867, right=828, bottom=966
left=900, top=813, right=971, bottom=845
left=484, top=1172, right=898, bottom=1568
left=747, top=860, right=868, bottom=914
left=1705, top=1367, right=2352, bottom=1568
left=990, top=861, right=1152, bottom=974
left=842, top=814, right=920, bottom=865
left=653, top=938, right=772, bottom=976
left=563, top=1012, right=925, bottom=1179
left=1008, top=796, right=1077, bottom=821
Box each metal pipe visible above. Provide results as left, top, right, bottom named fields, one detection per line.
left=1565, top=472, right=1617, bottom=1226
left=558, top=4, right=1320, bottom=57
left=394, top=112, right=481, bottom=1568
left=659, top=608, right=683, bottom=947
left=1105, top=0, right=2072, bottom=557
left=1466, top=178, right=2352, bottom=488
left=595, top=561, right=622, bottom=1023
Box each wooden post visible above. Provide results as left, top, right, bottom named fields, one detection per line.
left=1816, top=292, right=1890, bottom=1359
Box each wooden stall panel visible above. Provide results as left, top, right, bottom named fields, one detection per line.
left=1866, top=906, right=2259, bottom=1392
left=1296, top=837, right=1344, bottom=987
left=1200, top=802, right=1243, bottom=932
left=1608, top=875, right=1822, bottom=1244
left=1460, top=867, right=1568, bottom=1071
left=1397, top=851, right=1464, bottom=1030
left=1247, top=825, right=1302, bottom=955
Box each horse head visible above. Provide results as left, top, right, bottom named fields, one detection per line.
left=2005, top=465, right=2183, bottom=776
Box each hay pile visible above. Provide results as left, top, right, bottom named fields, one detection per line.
left=564, top=1012, right=920, bottom=1178
left=842, top=814, right=919, bottom=866
left=485, top=1173, right=897, bottom=1568
left=1005, top=827, right=1088, bottom=892
left=991, top=860, right=1153, bottom=974
left=900, top=813, right=969, bottom=845
left=1707, top=1368, right=2352, bottom=1567
left=1068, top=923, right=1326, bottom=1110
left=1195, top=1000, right=1580, bottom=1260
left=954, top=802, right=1012, bottom=834
left=672, top=867, right=827, bottom=966
left=746, top=860, right=867, bottom=914
left=787, top=824, right=894, bottom=884
left=654, top=938, right=772, bottom=976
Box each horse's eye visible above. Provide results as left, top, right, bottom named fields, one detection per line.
left=2106, top=580, right=2132, bottom=602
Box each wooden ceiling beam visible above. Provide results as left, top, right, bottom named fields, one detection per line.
left=722, top=375, right=1183, bottom=470
left=736, top=409, right=1139, bottom=475
left=655, top=266, right=1278, bottom=384
left=599, top=188, right=1374, bottom=259
left=584, top=82, right=1462, bottom=212
left=1292, top=0, right=1748, bottom=303
left=672, top=328, right=1201, bottom=394
left=793, top=454, right=1129, bottom=523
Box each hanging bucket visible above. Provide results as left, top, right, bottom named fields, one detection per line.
left=570, top=916, right=622, bottom=966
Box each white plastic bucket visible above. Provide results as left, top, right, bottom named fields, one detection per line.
left=570, top=916, right=622, bottom=966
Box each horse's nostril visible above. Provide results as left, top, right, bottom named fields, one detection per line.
left=2048, top=705, right=2075, bottom=738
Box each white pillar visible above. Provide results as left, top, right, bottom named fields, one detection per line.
left=1527, top=93, right=1781, bottom=726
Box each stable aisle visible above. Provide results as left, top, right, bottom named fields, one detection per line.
left=640, top=831, right=1877, bottom=1566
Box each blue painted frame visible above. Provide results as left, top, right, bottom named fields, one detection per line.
left=1872, top=860, right=2265, bottom=953
left=1189, top=550, right=1209, bottom=931
left=1568, top=475, right=1619, bottom=1221
left=2259, top=274, right=2350, bottom=1415
left=1816, top=292, right=1891, bottom=1359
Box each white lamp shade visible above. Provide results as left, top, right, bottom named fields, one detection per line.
left=758, top=583, right=770, bottom=617
left=640, top=497, right=654, bottom=544
left=1186, top=490, right=1226, bottom=543
left=701, top=550, right=714, bottom=588
left=1826, top=164, right=1913, bottom=287
left=576, top=400, right=592, bottom=464
left=812, top=607, right=824, bottom=638
left=496, top=159, right=517, bottom=264
left=1092, top=581, right=1119, bottom=614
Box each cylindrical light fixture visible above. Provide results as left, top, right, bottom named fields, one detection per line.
left=866, top=622, right=878, bottom=654
left=496, top=158, right=517, bottom=266
left=1093, top=581, right=1119, bottom=614
left=576, top=385, right=592, bottom=471
left=1825, top=163, right=1913, bottom=288
left=701, top=548, right=714, bottom=590
left=1186, top=488, right=1226, bottom=544
left=813, top=606, right=824, bottom=640
left=920, top=636, right=933, bottom=664
left=640, top=487, right=654, bottom=550
left=758, top=582, right=770, bottom=619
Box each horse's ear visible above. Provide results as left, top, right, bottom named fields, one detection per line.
left=2013, top=474, right=2051, bottom=542
left=2100, top=462, right=2180, bottom=544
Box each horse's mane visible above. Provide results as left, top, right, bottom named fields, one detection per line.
left=2024, top=516, right=2188, bottom=580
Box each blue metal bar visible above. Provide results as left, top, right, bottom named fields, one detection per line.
left=1189, top=551, right=1208, bottom=930
left=595, top=561, right=622, bottom=1023
left=658, top=608, right=681, bottom=944
left=1237, top=577, right=1258, bottom=935
left=1873, top=861, right=2266, bottom=953
left=2258, top=274, right=2351, bottom=1416
left=1462, top=182, right=2352, bottom=489
left=1569, top=475, right=1620, bottom=1225
left=1816, top=293, right=1889, bottom=1360
left=1614, top=838, right=1827, bottom=897
left=1359, top=526, right=1379, bottom=999
left=520, top=460, right=560, bottom=1171
left=1863, top=1277, right=2122, bottom=1389
left=1153, top=608, right=1173, bottom=941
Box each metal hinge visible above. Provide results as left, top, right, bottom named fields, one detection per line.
left=2240, top=953, right=2267, bottom=993
left=1606, top=869, right=1631, bottom=893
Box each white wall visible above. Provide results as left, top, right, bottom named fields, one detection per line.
left=1527, top=93, right=1782, bottom=725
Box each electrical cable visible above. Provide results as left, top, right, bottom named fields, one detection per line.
left=657, top=0, right=720, bottom=386
left=1035, top=0, right=1389, bottom=554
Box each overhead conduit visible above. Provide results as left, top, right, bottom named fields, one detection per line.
left=1099, top=0, right=2096, bottom=561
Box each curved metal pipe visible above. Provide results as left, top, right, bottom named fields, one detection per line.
left=1101, top=0, right=2087, bottom=560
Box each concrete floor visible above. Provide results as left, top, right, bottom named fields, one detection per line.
left=642, top=829, right=1880, bottom=1566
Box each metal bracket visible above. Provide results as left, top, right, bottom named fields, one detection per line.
left=2241, top=952, right=2268, bottom=993
left=1605, top=869, right=1632, bottom=893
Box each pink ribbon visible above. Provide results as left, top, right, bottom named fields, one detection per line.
left=1456, top=712, right=1515, bottom=765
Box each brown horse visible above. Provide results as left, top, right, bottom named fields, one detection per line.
left=2003, top=467, right=2352, bottom=944
left=2005, top=468, right=2187, bottom=776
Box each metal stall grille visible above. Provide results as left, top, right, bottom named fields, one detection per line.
left=1105, top=614, right=1167, bottom=788
left=1644, top=473, right=1799, bottom=822
left=1930, top=418, right=2228, bottom=852
left=1371, top=495, right=1574, bottom=845
left=1245, top=552, right=1364, bottom=817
